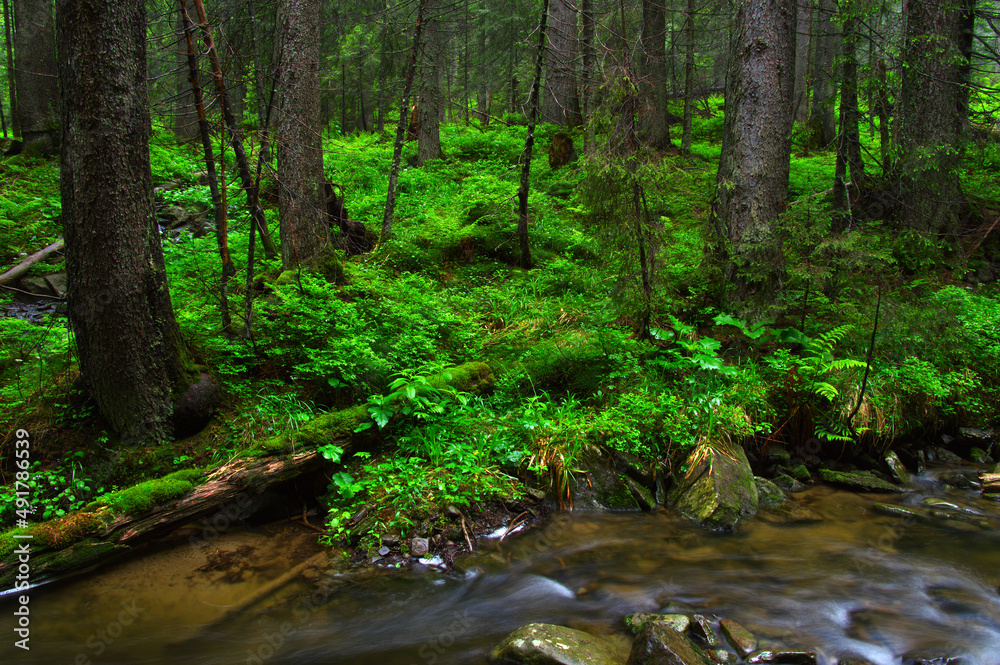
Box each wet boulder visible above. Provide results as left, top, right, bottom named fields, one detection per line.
left=818, top=469, right=904, bottom=493
left=884, top=451, right=911, bottom=484
left=668, top=440, right=758, bottom=529
left=624, top=613, right=690, bottom=636
left=627, top=620, right=713, bottom=665
left=571, top=445, right=645, bottom=511
left=755, top=477, right=786, bottom=509
left=488, top=623, right=631, bottom=665
left=718, top=619, right=757, bottom=658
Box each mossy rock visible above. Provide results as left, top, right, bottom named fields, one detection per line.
left=818, top=469, right=904, bottom=493
left=488, top=623, right=632, bottom=665
left=669, top=439, right=758, bottom=530
left=755, top=476, right=786, bottom=510
left=571, top=445, right=641, bottom=511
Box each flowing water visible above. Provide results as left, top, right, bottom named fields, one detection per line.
left=4, top=468, right=1000, bottom=665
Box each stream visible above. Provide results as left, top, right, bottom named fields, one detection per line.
left=3, top=467, right=1000, bottom=665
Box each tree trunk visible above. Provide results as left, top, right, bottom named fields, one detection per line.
left=581, top=0, right=596, bottom=152
left=832, top=5, right=866, bottom=224
left=180, top=0, right=234, bottom=336
left=792, top=0, right=812, bottom=123
left=518, top=0, right=551, bottom=270
left=174, top=10, right=199, bottom=141
left=13, top=0, right=58, bottom=154
left=897, top=0, right=975, bottom=235
left=542, top=0, right=581, bottom=126
left=57, top=0, right=194, bottom=445
left=640, top=0, right=672, bottom=150
left=275, top=0, right=328, bottom=269
left=382, top=0, right=427, bottom=240
left=680, top=0, right=695, bottom=154
left=417, top=0, right=445, bottom=165
left=192, top=0, right=278, bottom=261
left=3, top=0, right=16, bottom=138
left=710, top=0, right=795, bottom=314
left=808, top=0, right=838, bottom=148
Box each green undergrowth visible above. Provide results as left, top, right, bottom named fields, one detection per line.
left=2, top=99, right=1000, bottom=556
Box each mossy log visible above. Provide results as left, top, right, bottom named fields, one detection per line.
left=0, top=362, right=494, bottom=591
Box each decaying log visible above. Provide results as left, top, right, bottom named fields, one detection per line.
left=0, top=238, right=64, bottom=286
left=0, top=362, right=495, bottom=591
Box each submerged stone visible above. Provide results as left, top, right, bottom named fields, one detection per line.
left=488, top=623, right=631, bottom=665
left=818, top=469, right=904, bottom=493
left=627, top=621, right=713, bottom=665
left=669, top=440, right=758, bottom=530
left=718, top=619, right=757, bottom=658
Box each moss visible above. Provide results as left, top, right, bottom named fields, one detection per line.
left=754, top=476, right=786, bottom=509
left=0, top=538, right=128, bottom=589
left=0, top=526, right=43, bottom=558
left=818, top=468, right=904, bottom=493
left=292, top=404, right=371, bottom=448
left=92, top=468, right=204, bottom=515
left=427, top=361, right=495, bottom=395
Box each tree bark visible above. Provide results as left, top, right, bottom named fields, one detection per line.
left=640, top=0, right=673, bottom=150
left=832, top=4, right=866, bottom=224
left=710, top=0, right=795, bottom=314
left=417, top=0, right=445, bottom=165
left=680, top=0, right=695, bottom=154
left=808, top=0, right=838, bottom=148
left=13, top=0, right=58, bottom=154
left=173, top=10, right=199, bottom=142
left=792, top=0, right=812, bottom=123
left=275, top=0, right=328, bottom=269
left=542, top=0, right=581, bottom=126
left=581, top=0, right=596, bottom=152
left=58, top=0, right=194, bottom=445
left=897, top=0, right=975, bottom=235
left=2, top=0, right=16, bottom=138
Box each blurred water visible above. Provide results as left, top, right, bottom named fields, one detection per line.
left=4, top=471, right=1000, bottom=665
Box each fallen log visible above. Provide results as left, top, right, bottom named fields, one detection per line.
left=0, top=238, right=64, bottom=286
left=0, top=362, right=495, bottom=591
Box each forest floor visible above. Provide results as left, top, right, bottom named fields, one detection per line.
left=2, top=97, right=1000, bottom=565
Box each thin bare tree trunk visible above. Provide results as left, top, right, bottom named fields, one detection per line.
left=581, top=0, right=595, bottom=152
left=517, top=0, right=551, bottom=270
left=680, top=0, right=695, bottom=154
left=2, top=0, right=16, bottom=138
left=192, top=0, right=278, bottom=261
left=382, top=0, right=427, bottom=241
left=180, top=0, right=234, bottom=335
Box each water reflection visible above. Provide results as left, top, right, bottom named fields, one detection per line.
left=3, top=472, right=1000, bottom=665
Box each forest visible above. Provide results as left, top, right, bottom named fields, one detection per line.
left=1, top=0, right=1000, bottom=663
